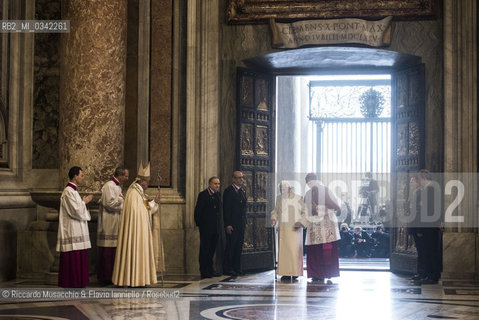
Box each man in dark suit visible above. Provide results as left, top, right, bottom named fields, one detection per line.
left=223, top=171, right=247, bottom=276
left=415, top=169, right=442, bottom=284
left=353, top=226, right=373, bottom=258
left=371, top=225, right=390, bottom=258
left=338, top=223, right=354, bottom=258
left=194, top=176, right=221, bottom=279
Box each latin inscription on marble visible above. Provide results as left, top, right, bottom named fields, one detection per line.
left=271, top=17, right=392, bottom=48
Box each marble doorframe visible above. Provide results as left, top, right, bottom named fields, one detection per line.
left=0, top=0, right=37, bottom=282
left=0, top=0, right=39, bottom=203
left=134, top=0, right=189, bottom=274
left=442, top=0, right=478, bottom=280
left=136, top=0, right=221, bottom=274
left=1, top=0, right=60, bottom=190
left=184, top=0, right=221, bottom=274
left=0, top=0, right=35, bottom=186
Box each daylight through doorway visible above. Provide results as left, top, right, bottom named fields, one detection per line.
left=275, top=74, right=391, bottom=270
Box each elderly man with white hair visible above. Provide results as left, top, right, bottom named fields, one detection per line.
left=271, top=181, right=305, bottom=281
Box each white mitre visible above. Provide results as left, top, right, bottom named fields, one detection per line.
left=137, top=162, right=151, bottom=180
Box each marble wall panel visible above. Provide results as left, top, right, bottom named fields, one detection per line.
left=162, top=229, right=184, bottom=273
left=0, top=207, right=36, bottom=281
left=0, top=220, right=17, bottom=281
left=159, top=203, right=184, bottom=229
left=33, top=0, right=60, bottom=169
left=185, top=228, right=199, bottom=274
left=17, top=228, right=56, bottom=279
left=150, top=0, right=173, bottom=187
left=443, top=232, right=476, bottom=279
left=124, top=0, right=139, bottom=180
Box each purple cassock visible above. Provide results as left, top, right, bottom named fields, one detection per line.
left=97, top=247, right=116, bottom=283
left=306, top=242, right=340, bottom=279
left=58, top=250, right=89, bottom=288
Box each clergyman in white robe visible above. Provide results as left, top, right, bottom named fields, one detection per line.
left=271, top=183, right=305, bottom=278
left=97, top=176, right=124, bottom=283
left=56, top=181, right=91, bottom=288
left=112, top=181, right=159, bottom=287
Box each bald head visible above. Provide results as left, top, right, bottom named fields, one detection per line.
left=232, top=171, right=244, bottom=186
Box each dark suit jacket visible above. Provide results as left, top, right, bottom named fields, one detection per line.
left=353, top=231, right=372, bottom=245
left=223, top=185, right=247, bottom=229
left=410, top=183, right=442, bottom=232
left=420, top=183, right=442, bottom=228
left=339, top=230, right=353, bottom=246
left=194, top=188, right=221, bottom=233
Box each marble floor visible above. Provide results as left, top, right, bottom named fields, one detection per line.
left=1, top=270, right=479, bottom=320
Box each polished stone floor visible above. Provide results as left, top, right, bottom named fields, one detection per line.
left=1, top=270, right=479, bottom=319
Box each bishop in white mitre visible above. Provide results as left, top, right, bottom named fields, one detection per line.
left=112, top=162, right=162, bottom=287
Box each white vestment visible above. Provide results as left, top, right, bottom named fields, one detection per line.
left=56, top=184, right=91, bottom=252
left=302, top=206, right=341, bottom=245
left=303, top=182, right=341, bottom=245
left=112, top=182, right=159, bottom=287
left=97, top=179, right=124, bottom=247
left=271, top=192, right=305, bottom=277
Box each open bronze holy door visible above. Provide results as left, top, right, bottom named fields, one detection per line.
left=235, top=68, right=275, bottom=271
left=390, top=63, right=426, bottom=274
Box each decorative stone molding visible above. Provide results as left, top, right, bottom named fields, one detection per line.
left=0, top=192, right=35, bottom=209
